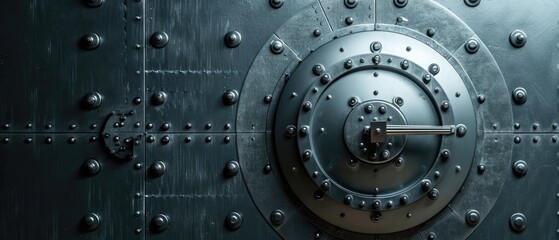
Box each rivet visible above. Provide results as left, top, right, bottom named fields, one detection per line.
left=269, top=0, right=284, bottom=8
left=134, top=163, right=142, bottom=170
left=146, top=135, right=154, bottom=143
left=344, top=195, right=353, bottom=205
left=348, top=97, right=359, bottom=107
left=370, top=42, right=382, bottom=53
left=150, top=31, right=169, bottom=48
left=434, top=171, right=440, bottom=178
left=394, top=157, right=404, bottom=167
left=394, top=0, right=408, bottom=8
left=358, top=201, right=365, bottom=208
left=456, top=124, right=467, bottom=137
left=440, top=149, right=450, bottom=160
left=25, top=123, right=33, bottom=129
left=477, top=95, right=486, bottom=103
left=185, top=123, right=192, bottom=129
left=2, top=123, right=9, bottom=129
left=285, top=125, right=297, bottom=137
left=426, top=28, right=436, bottom=37
left=264, top=95, right=273, bottom=103
left=68, top=137, right=76, bottom=144
left=406, top=46, right=412, bottom=52
left=205, top=123, right=212, bottom=130
left=552, top=136, right=557, bottom=143
left=313, top=29, right=322, bottom=37
left=270, top=209, right=285, bottom=226
left=184, top=136, right=192, bottom=143
left=224, top=160, right=240, bottom=177
left=378, top=105, right=387, bottom=114
left=477, top=165, right=485, bottom=173
left=150, top=214, right=169, bottom=232
left=264, top=164, right=272, bottom=173
left=400, top=60, right=409, bottom=70
left=205, top=136, right=212, bottom=143
left=421, top=179, right=432, bottom=191
left=441, top=100, right=450, bottom=111
left=45, top=124, right=53, bottom=129
left=224, top=136, right=231, bottom=143
left=512, top=160, right=527, bottom=177
left=406, top=213, right=412, bottom=218
left=135, top=228, right=141, bottom=234
left=464, top=0, right=481, bottom=7
left=429, top=64, right=440, bottom=75
left=80, top=33, right=101, bottom=50
left=533, top=123, right=539, bottom=130
left=532, top=136, right=539, bottom=143
left=81, top=213, right=101, bottom=232
left=344, top=0, right=358, bottom=8
left=512, top=87, right=527, bottom=104
left=423, top=74, right=432, bottom=84
left=514, top=136, right=521, bottom=143
left=135, top=16, right=142, bottom=21
left=225, top=212, right=243, bottom=230
left=161, top=135, right=171, bottom=145
left=400, top=195, right=409, bottom=205
left=372, top=55, right=381, bottom=65
left=552, top=123, right=558, bottom=129
left=344, top=59, right=353, bottom=69
left=82, top=159, right=100, bottom=176
left=345, top=17, right=354, bottom=26
left=428, top=188, right=439, bottom=200
left=386, top=201, right=393, bottom=208
left=509, top=30, right=527, bottom=48
left=159, top=123, right=170, bottom=131
left=320, top=180, right=330, bottom=191
left=25, top=138, right=32, bottom=144
left=149, top=161, right=166, bottom=177
left=312, top=64, right=325, bottom=76
left=133, top=97, right=142, bottom=105
left=134, top=211, right=141, bottom=217
left=151, top=91, right=167, bottom=105
left=320, top=74, right=331, bottom=84
left=465, top=210, right=480, bottom=226
left=427, top=233, right=436, bottom=240
left=83, top=0, right=104, bottom=8
left=270, top=40, right=284, bottom=54
left=364, top=104, right=374, bottom=114
left=509, top=213, right=527, bottom=232
left=223, top=89, right=239, bottom=105
left=302, top=149, right=313, bottom=160
left=45, top=137, right=53, bottom=144
left=224, top=31, right=242, bottom=48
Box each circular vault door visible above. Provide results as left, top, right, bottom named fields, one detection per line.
left=237, top=0, right=513, bottom=239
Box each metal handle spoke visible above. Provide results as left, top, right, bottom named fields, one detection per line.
left=370, top=121, right=465, bottom=143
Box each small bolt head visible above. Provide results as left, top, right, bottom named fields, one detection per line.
left=400, top=195, right=409, bottom=205
left=133, top=97, right=142, bottom=105
left=82, top=92, right=103, bottom=109
left=400, top=60, right=409, bottom=70
left=465, top=210, right=480, bottom=226
left=514, top=136, right=521, bottom=143
left=426, top=28, right=436, bottom=37
left=269, top=0, right=284, bottom=8
left=150, top=31, right=169, bottom=48
left=270, top=40, right=284, bottom=54
left=509, top=213, right=527, bottom=232
left=512, top=160, right=527, bottom=177
left=224, top=160, right=240, bottom=177
left=394, top=0, right=408, bottom=8
left=83, top=0, right=104, bottom=7
left=512, top=87, right=527, bottom=104
left=151, top=91, right=167, bottom=105
left=348, top=97, right=359, bottom=107
left=344, top=195, right=353, bottom=205
left=378, top=105, right=387, bottom=114
left=224, top=31, right=242, bottom=48
left=320, top=180, right=330, bottom=191
left=429, top=63, right=440, bottom=75
left=264, top=95, right=273, bottom=103
left=150, top=214, right=169, bottom=232
left=464, top=0, right=481, bottom=7
left=302, top=150, right=312, bottom=160
left=344, top=59, right=353, bottom=69
left=465, top=39, right=479, bottom=53
left=81, top=213, right=101, bottom=232
left=428, top=188, right=439, bottom=200
left=393, top=97, right=404, bottom=106
left=270, top=210, right=285, bottom=226
left=149, top=161, right=166, bottom=177
left=313, top=29, right=322, bottom=37
left=320, top=74, right=331, bottom=84
left=421, top=179, right=432, bottom=191
left=225, top=212, right=243, bottom=230
left=285, top=125, right=297, bottom=137
left=345, top=17, right=354, bottom=26
left=456, top=124, right=467, bottom=137
left=509, top=30, right=527, bottom=48
left=477, top=95, right=486, bottom=103
left=344, top=0, right=358, bottom=8
left=223, top=89, right=239, bottom=105
left=82, top=159, right=100, bottom=176
left=80, top=33, right=101, bottom=50
left=441, top=100, right=450, bottom=111
left=312, top=64, right=325, bottom=76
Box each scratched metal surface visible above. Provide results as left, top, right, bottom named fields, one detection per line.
left=0, top=0, right=557, bottom=239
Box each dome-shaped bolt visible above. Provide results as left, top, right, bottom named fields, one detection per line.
left=428, top=63, right=440, bottom=75
left=514, top=136, right=521, bottom=143
left=270, top=210, right=285, bottom=226
left=348, top=97, right=359, bottom=107
left=151, top=91, right=167, bottom=105
left=465, top=39, right=479, bottom=53
left=302, top=101, right=312, bottom=112
left=372, top=200, right=381, bottom=210
left=393, top=97, right=404, bottom=107
left=312, top=64, right=325, bottom=76
left=477, top=95, right=486, bottom=103
left=394, top=157, right=404, bottom=167
left=320, top=74, right=331, bottom=84
left=426, top=28, right=436, bottom=37
left=394, top=0, right=407, bottom=8
left=344, top=195, right=353, bottom=205
left=512, top=160, right=527, bottom=177
left=225, top=212, right=243, bottom=230
left=264, top=95, right=272, bottom=103
left=320, top=180, right=330, bottom=191
left=313, top=29, right=322, bottom=37
left=224, top=160, right=240, bottom=177
left=512, top=87, right=527, bottom=104
left=222, top=89, right=239, bottom=105
left=299, top=125, right=309, bottom=136
left=344, top=0, right=358, bottom=8
left=509, top=213, right=527, bottom=232
left=344, top=17, right=354, bottom=26
left=270, top=40, right=284, bottom=54
left=302, top=150, right=312, bottom=160
left=269, top=0, right=284, bottom=8
left=81, top=213, right=101, bottom=232
left=364, top=104, right=374, bottom=114
left=381, top=150, right=390, bottom=159
left=344, top=59, right=353, bottom=69
left=45, top=137, right=53, bottom=144
left=400, top=60, right=409, bottom=70
left=161, top=123, right=170, bottom=131
left=428, top=233, right=437, bottom=240
left=378, top=105, right=387, bottom=114
left=149, top=161, right=166, bottom=177
left=83, top=0, right=104, bottom=8
left=224, top=31, right=242, bottom=48
left=464, top=0, right=481, bottom=7
left=133, top=97, right=142, bottom=105
left=150, top=31, right=169, bottom=48
left=150, top=214, right=169, bottom=232
left=160, top=135, right=170, bottom=144
left=82, top=159, right=100, bottom=176
left=400, top=195, right=409, bottom=205
left=423, top=74, right=432, bottom=84
left=465, top=210, right=480, bottom=226
left=509, top=30, right=527, bottom=48
left=285, top=125, right=297, bottom=137
left=440, top=100, right=450, bottom=111
left=370, top=42, right=382, bottom=53
left=82, top=92, right=103, bottom=109
left=421, top=179, right=432, bottom=191
left=428, top=188, right=439, bottom=200
left=456, top=124, right=467, bottom=137
left=80, top=33, right=101, bottom=50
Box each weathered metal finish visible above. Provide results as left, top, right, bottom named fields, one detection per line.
left=0, top=0, right=557, bottom=239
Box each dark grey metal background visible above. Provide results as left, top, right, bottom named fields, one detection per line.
left=0, top=0, right=557, bottom=239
